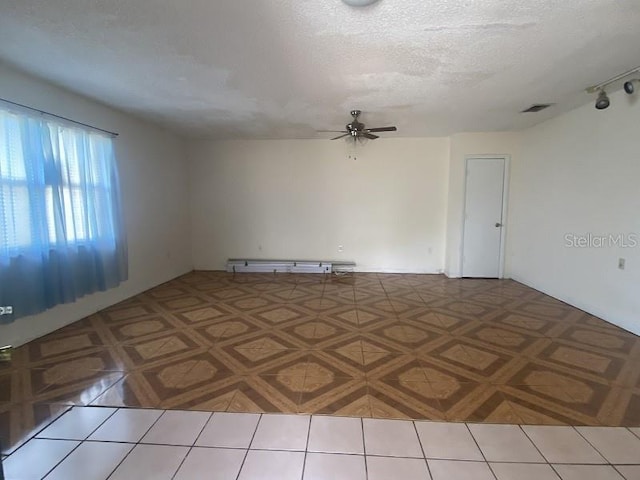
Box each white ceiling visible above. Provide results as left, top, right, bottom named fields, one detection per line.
left=0, top=0, right=639, bottom=139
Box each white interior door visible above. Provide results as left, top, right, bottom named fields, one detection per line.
left=462, top=158, right=506, bottom=278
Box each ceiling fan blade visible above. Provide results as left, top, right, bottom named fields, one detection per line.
left=317, top=130, right=348, bottom=133
left=331, top=134, right=350, bottom=140
left=362, top=133, right=379, bottom=140
left=366, top=126, right=397, bottom=133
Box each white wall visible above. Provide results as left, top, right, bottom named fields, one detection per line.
left=4, top=61, right=638, bottom=345
left=508, top=90, right=640, bottom=335
left=0, top=63, right=193, bottom=346
left=189, top=138, right=450, bottom=273
left=445, top=132, right=521, bottom=277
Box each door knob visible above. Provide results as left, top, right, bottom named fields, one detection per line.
left=495, top=223, right=503, bottom=227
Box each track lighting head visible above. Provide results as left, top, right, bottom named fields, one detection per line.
left=624, top=79, right=637, bottom=95
left=595, top=90, right=610, bottom=110
left=586, top=66, right=640, bottom=110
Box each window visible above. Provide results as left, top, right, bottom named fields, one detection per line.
left=0, top=107, right=127, bottom=322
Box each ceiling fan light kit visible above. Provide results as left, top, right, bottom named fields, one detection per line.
left=319, top=109, right=397, bottom=143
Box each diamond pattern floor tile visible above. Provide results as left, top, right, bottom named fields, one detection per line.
left=3, top=271, right=640, bottom=453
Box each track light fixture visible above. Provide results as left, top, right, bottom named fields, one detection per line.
left=624, top=79, right=638, bottom=95
left=595, top=90, right=610, bottom=110
left=586, top=66, right=640, bottom=110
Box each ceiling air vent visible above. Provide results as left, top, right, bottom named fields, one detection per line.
left=521, top=104, right=554, bottom=113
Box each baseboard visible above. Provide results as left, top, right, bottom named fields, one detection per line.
left=1, top=266, right=194, bottom=347
left=509, top=273, right=640, bottom=337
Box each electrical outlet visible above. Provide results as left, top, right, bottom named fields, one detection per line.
left=0, top=306, right=13, bottom=315
left=619, top=258, right=626, bottom=270
left=338, top=245, right=344, bottom=253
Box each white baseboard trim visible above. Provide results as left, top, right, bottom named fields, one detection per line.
left=509, top=273, right=640, bottom=337
left=2, top=266, right=194, bottom=347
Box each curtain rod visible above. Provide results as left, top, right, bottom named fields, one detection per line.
left=0, top=97, right=119, bottom=137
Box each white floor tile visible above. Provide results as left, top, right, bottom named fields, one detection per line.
left=415, top=422, right=483, bottom=461
left=173, top=447, right=246, bottom=480
left=3, top=439, right=79, bottom=480
left=490, top=462, right=560, bottom=480
left=251, top=414, right=310, bottom=451
left=576, top=427, right=640, bottom=464
left=363, top=419, right=423, bottom=458
left=615, top=465, right=640, bottom=479
left=307, top=416, right=363, bottom=454
left=238, top=450, right=305, bottom=480
left=45, top=441, right=133, bottom=480
left=367, top=456, right=431, bottom=480
left=88, top=408, right=163, bottom=442
left=631, top=428, right=640, bottom=439
left=553, top=465, right=625, bottom=480
left=141, top=410, right=211, bottom=446
left=427, top=459, right=495, bottom=480
left=522, top=426, right=606, bottom=464
left=37, top=407, right=116, bottom=441
left=196, top=412, right=260, bottom=448
left=469, top=424, right=544, bottom=463
left=108, top=444, right=189, bottom=480
left=2, top=407, right=72, bottom=456
left=304, top=453, right=366, bottom=480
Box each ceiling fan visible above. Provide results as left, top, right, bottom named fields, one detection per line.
left=319, top=110, right=397, bottom=141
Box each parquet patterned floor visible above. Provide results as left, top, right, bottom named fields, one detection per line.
left=2, top=271, right=640, bottom=454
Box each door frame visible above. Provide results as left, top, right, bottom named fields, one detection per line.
left=460, top=155, right=511, bottom=279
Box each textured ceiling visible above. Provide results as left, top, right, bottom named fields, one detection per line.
left=0, top=0, right=639, bottom=139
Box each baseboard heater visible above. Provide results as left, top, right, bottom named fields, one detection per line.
left=227, top=259, right=356, bottom=274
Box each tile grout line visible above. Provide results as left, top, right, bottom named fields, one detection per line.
left=628, top=427, right=640, bottom=441
left=519, top=424, right=638, bottom=469
left=169, top=410, right=214, bottom=480
left=614, top=464, right=637, bottom=480
left=300, top=414, right=313, bottom=480
left=361, top=417, right=368, bottom=480
left=39, top=439, right=84, bottom=479
left=78, top=406, right=120, bottom=441
left=515, top=425, right=629, bottom=470
left=547, top=462, right=565, bottom=479
left=190, top=410, right=216, bottom=447
left=464, top=422, right=499, bottom=480
left=518, top=424, right=554, bottom=466
left=103, top=407, right=167, bottom=480
left=411, top=421, right=434, bottom=480
left=234, top=412, right=262, bottom=480
left=100, top=441, right=136, bottom=480
left=31, top=405, right=119, bottom=455
left=1, top=404, right=74, bottom=459
left=85, top=370, right=131, bottom=407
left=571, top=425, right=612, bottom=465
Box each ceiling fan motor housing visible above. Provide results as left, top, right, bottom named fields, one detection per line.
left=347, top=110, right=364, bottom=133
left=322, top=109, right=396, bottom=140
left=347, top=120, right=364, bottom=132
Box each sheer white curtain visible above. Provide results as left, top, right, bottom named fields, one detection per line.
left=0, top=107, right=127, bottom=322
